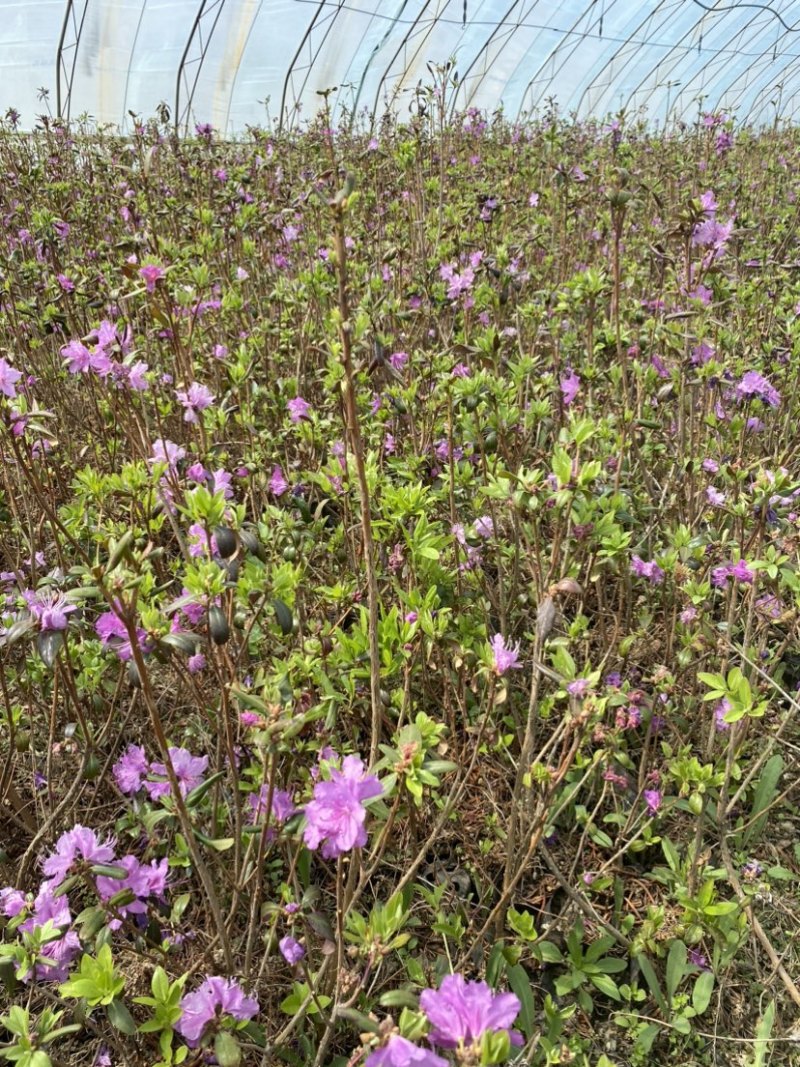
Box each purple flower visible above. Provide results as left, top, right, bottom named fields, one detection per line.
left=0, top=358, right=22, bottom=399
left=187, top=652, right=206, bottom=674
left=127, top=361, right=149, bottom=391
left=139, top=264, right=165, bottom=293
left=440, top=263, right=475, bottom=301
left=113, top=744, right=149, bottom=794
left=419, top=974, right=521, bottom=1051
left=269, top=465, right=288, bottom=495
left=42, top=825, right=116, bottom=888
left=288, top=397, right=311, bottom=423
left=96, top=854, right=169, bottom=925
left=248, top=786, right=295, bottom=826
left=17, top=886, right=81, bottom=981
left=0, top=887, right=27, bottom=917
left=560, top=368, right=581, bottom=406
left=279, top=936, right=305, bottom=965
left=474, top=515, right=494, bottom=538
left=176, top=382, right=215, bottom=423
left=712, top=560, right=754, bottom=588
left=150, top=439, right=185, bottom=469
left=177, top=976, right=258, bottom=1045
left=187, top=522, right=217, bottom=558
left=95, top=608, right=148, bottom=661
left=490, top=634, right=522, bottom=675
left=706, top=486, right=726, bottom=506
left=24, top=588, right=75, bottom=632
left=644, top=789, right=662, bottom=814
left=567, top=678, right=590, bottom=698
left=715, top=699, right=732, bottom=731
left=61, top=340, right=92, bottom=374
left=144, top=747, right=208, bottom=801
left=691, top=342, right=715, bottom=367
left=389, top=351, right=408, bottom=371
left=692, top=217, right=733, bottom=254
left=302, top=755, right=382, bottom=858
left=736, top=371, right=781, bottom=409
left=688, top=948, right=710, bottom=971
left=366, top=1036, right=448, bottom=1067
left=631, top=555, right=664, bottom=584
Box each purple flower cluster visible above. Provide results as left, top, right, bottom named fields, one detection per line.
left=302, top=754, right=382, bottom=858
left=61, top=320, right=147, bottom=392
left=1, top=823, right=169, bottom=984
left=735, top=371, right=781, bottom=409
left=113, top=743, right=208, bottom=801
left=630, top=555, right=665, bottom=584
left=247, top=785, right=296, bottom=829
left=711, top=559, right=755, bottom=588
left=95, top=605, right=151, bottom=661
left=1, top=885, right=80, bottom=981
left=177, top=976, right=258, bottom=1044
left=367, top=974, right=521, bottom=1066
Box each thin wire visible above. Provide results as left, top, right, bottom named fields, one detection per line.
left=288, top=0, right=800, bottom=57
left=689, top=0, right=800, bottom=33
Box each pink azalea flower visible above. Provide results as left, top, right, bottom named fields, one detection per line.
left=644, top=789, right=662, bottom=814
left=61, top=340, right=92, bottom=374
left=560, top=368, right=581, bottom=406
left=279, top=936, right=305, bottom=965
left=270, top=465, right=289, bottom=495
left=150, top=439, right=185, bottom=469
left=113, top=744, right=149, bottom=794
left=302, top=755, right=382, bottom=858
left=42, top=825, right=116, bottom=888
left=288, top=397, right=311, bottom=423
left=176, top=382, right=215, bottom=422
left=139, top=264, right=165, bottom=293
left=177, top=976, right=258, bottom=1045
left=419, top=974, right=521, bottom=1050
left=490, top=634, right=522, bottom=675
left=24, top=588, right=76, bottom=632
left=248, top=787, right=295, bottom=826
left=366, top=1036, right=448, bottom=1067
left=0, top=358, right=22, bottom=399
left=145, top=747, right=208, bottom=801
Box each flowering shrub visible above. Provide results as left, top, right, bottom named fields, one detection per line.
left=0, top=94, right=796, bottom=1065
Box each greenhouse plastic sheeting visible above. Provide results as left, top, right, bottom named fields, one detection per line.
left=2, top=0, right=799, bottom=133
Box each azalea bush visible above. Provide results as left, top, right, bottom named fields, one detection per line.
left=0, top=90, right=798, bottom=1066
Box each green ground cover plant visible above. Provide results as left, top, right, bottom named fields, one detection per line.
left=1, top=84, right=799, bottom=1065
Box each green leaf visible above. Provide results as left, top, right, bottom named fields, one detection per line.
left=272, top=599, right=294, bottom=636
left=378, top=990, right=418, bottom=1010
left=751, top=1000, right=775, bottom=1067
left=744, top=755, right=784, bottom=846
left=635, top=954, right=669, bottom=1017
left=106, top=998, right=137, bottom=1035
left=533, top=940, right=563, bottom=963
left=672, top=1015, right=691, bottom=1035
left=506, top=964, right=535, bottom=1038
left=589, top=972, right=621, bottom=1000
left=692, top=970, right=714, bottom=1015
left=666, top=940, right=687, bottom=1002
left=704, top=901, right=738, bottom=916
left=185, top=770, right=226, bottom=808
left=635, top=1023, right=660, bottom=1053
left=214, top=1031, right=242, bottom=1067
